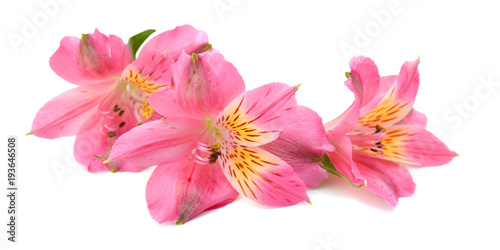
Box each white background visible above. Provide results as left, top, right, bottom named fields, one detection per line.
left=1, top=0, right=499, bottom=249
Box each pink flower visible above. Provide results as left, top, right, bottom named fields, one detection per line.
left=324, top=56, right=457, bottom=206
left=106, top=51, right=332, bottom=224
left=29, top=25, right=210, bottom=173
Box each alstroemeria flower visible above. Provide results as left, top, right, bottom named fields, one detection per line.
left=106, top=51, right=332, bottom=224
left=324, top=56, right=456, bottom=206
left=29, top=25, right=210, bottom=172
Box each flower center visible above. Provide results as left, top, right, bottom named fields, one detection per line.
left=349, top=124, right=386, bottom=156
left=191, top=119, right=223, bottom=165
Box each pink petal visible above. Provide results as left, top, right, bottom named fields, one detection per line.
left=377, top=125, right=456, bottom=167
left=148, top=51, right=245, bottom=119
left=214, top=82, right=298, bottom=147
left=261, top=106, right=333, bottom=187
left=106, top=118, right=204, bottom=169
left=74, top=128, right=142, bottom=173
left=353, top=152, right=415, bottom=207
left=29, top=85, right=109, bottom=139
left=147, top=158, right=238, bottom=224
left=356, top=58, right=421, bottom=128
left=325, top=135, right=365, bottom=186
left=395, top=109, right=427, bottom=128
left=324, top=56, right=380, bottom=137
left=218, top=144, right=309, bottom=207
left=49, top=29, right=132, bottom=86
left=348, top=56, right=381, bottom=112
left=324, top=78, right=361, bottom=137
left=139, top=25, right=210, bottom=61
left=360, top=75, right=398, bottom=117
left=73, top=94, right=142, bottom=173
left=393, top=58, right=420, bottom=104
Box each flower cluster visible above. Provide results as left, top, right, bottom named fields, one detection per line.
left=29, top=25, right=456, bottom=224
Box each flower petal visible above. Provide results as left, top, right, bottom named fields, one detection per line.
left=348, top=56, right=380, bottom=112
left=72, top=86, right=144, bottom=172
left=148, top=51, right=245, bottom=119
left=261, top=106, right=333, bottom=187
left=353, top=152, right=415, bottom=207
left=106, top=118, right=204, bottom=169
left=218, top=144, right=309, bottom=207
left=29, top=85, right=109, bottom=139
left=49, top=29, right=132, bottom=86
left=395, top=109, right=427, bottom=128
left=356, top=58, right=420, bottom=129
left=74, top=128, right=142, bottom=173
left=139, top=25, right=210, bottom=61
left=147, top=158, right=238, bottom=224
left=214, top=83, right=298, bottom=147
left=325, top=135, right=365, bottom=186
left=119, top=50, right=175, bottom=121
left=380, top=125, right=456, bottom=167
left=324, top=78, right=361, bottom=138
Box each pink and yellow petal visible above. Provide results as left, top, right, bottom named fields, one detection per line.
left=261, top=106, right=333, bottom=187
left=50, top=29, right=132, bottom=86
left=119, top=50, right=174, bottom=121
left=355, top=58, right=421, bottom=129
left=218, top=144, right=309, bottom=207
left=215, top=83, right=298, bottom=148
left=147, top=158, right=238, bottom=224
left=377, top=125, right=457, bottom=167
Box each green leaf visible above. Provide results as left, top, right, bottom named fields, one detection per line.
left=127, top=29, right=156, bottom=60
left=320, top=154, right=364, bottom=188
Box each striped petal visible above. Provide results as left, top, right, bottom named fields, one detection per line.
left=212, top=83, right=308, bottom=206
left=214, top=83, right=298, bottom=147
left=218, top=144, right=309, bottom=206
left=119, top=50, right=174, bottom=121
left=356, top=58, right=420, bottom=129
left=357, top=125, right=457, bottom=167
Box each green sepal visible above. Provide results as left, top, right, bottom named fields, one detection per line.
left=192, top=43, right=212, bottom=54
left=93, top=151, right=111, bottom=159
left=320, top=154, right=363, bottom=188
left=127, top=29, right=156, bottom=60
